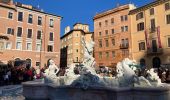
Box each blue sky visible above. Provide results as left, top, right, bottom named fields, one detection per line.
left=14, top=0, right=153, bottom=36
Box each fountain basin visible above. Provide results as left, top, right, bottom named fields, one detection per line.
left=22, top=80, right=170, bottom=100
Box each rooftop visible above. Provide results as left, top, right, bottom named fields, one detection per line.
left=94, top=4, right=135, bottom=20
left=129, top=0, right=169, bottom=15
left=15, top=2, right=62, bottom=18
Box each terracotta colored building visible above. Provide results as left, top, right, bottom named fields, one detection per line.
left=0, top=0, right=62, bottom=68
left=93, top=4, right=136, bottom=68
left=129, top=0, right=170, bottom=68
left=60, top=23, right=93, bottom=67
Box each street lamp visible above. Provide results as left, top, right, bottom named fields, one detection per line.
left=39, top=31, right=43, bottom=69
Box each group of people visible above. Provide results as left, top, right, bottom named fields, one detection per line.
left=1, top=61, right=170, bottom=86
left=96, top=66, right=117, bottom=77
left=95, top=65, right=170, bottom=83
left=0, top=66, right=36, bottom=86
left=157, top=67, right=170, bottom=83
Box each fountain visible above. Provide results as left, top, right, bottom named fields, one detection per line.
left=22, top=38, right=170, bottom=100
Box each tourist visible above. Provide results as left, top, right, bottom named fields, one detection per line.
left=6, top=70, right=11, bottom=84
left=3, top=72, right=9, bottom=85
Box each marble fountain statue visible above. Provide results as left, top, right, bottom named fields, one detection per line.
left=22, top=38, right=170, bottom=100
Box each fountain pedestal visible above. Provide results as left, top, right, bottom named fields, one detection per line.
left=23, top=81, right=170, bottom=100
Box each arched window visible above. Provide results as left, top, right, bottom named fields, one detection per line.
left=140, top=58, right=146, bottom=68
left=26, top=58, right=31, bottom=68
left=14, top=58, right=23, bottom=66
left=15, top=58, right=21, bottom=61
left=152, top=57, right=161, bottom=68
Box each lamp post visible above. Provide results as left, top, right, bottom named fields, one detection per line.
left=39, top=34, right=42, bottom=69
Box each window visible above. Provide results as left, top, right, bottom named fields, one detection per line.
left=125, top=15, right=128, bottom=21
left=105, top=20, right=108, bottom=26
left=8, top=12, right=13, bottom=19
left=99, top=52, right=102, bottom=59
left=121, top=26, right=128, bottom=32
left=112, top=29, right=114, bottom=34
left=6, top=42, right=11, bottom=50
left=36, top=62, right=40, bottom=67
left=150, top=19, right=156, bottom=32
left=26, top=43, right=32, bottom=50
left=38, top=16, right=42, bottom=25
left=99, top=22, right=102, bottom=27
left=121, top=39, right=125, bottom=45
left=28, top=14, right=33, bottom=24
left=166, top=14, right=170, bottom=24
left=49, top=19, right=54, bottom=27
left=125, top=38, right=129, bottom=46
left=18, top=12, right=23, bottom=21
left=47, top=45, right=53, bottom=52
left=105, top=30, right=108, bottom=35
left=121, top=15, right=128, bottom=21
left=27, top=29, right=32, bottom=38
left=76, top=57, right=78, bottom=62
left=16, top=41, right=22, bottom=50
left=112, top=51, right=115, bottom=58
left=99, top=40, right=102, bottom=48
left=17, top=27, right=22, bottom=37
left=99, top=32, right=102, bottom=36
left=121, top=26, right=124, bottom=32
left=105, top=39, right=109, bottom=47
left=112, top=39, right=115, bottom=46
left=36, top=44, right=41, bottom=51
left=76, top=49, right=78, bottom=52
left=136, top=12, right=144, bottom=20
left=139, top=42, right=145, bottom=51
left=7, top=28, right=14, bottom=35
left=165, top=3, right=170, bottom=10
left=125, top=26, right=128, bottom=31
left=37, top=31, right=41, bottom=39
left=0, top=41, right=4, bottom=51
left=111, top=18, right=114, bottom=24
left=121, top=16, right=124, bottom=21
left=150, top=8, right=154, bottom=15
left=106, top=52, right=109, bottom=59
left=122, top=50, right=129, bottom=57
left=168, top=37, right=170, bottom=47
left=137, top=22, right=144, bottom=31
left=49, top=32, right=53, bottom=41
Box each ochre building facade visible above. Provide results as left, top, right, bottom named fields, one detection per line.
left=60, top=23, right=93, bottom=67
left=93, top=4, right=136, bottom=68
left=0, top=0, right=61, bottom=68
left=129, top=0, right=170, bottom=68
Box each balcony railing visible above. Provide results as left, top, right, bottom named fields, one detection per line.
left=120, top=43, right=129, bottom=49
left=149, top=27, right=157, bottom=33
left=147, top=48, right=163, bottom=55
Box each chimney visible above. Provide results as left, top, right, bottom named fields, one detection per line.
left=0, top=0, right=13, bottom=5
left=65, top=26, right=70, bottom=34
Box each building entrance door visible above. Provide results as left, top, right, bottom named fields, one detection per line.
left=152, top=57, right=161, bottom=68
left=152, top=40, right=157, bottom=52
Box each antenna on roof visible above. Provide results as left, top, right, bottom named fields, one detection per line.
left=116, top=3, right=120, bottom=7
left=37, top=4, right=40, bottom=9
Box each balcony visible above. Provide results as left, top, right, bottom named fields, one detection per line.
left=120, top=44, right=129, bottom=49
left=149, top=27, right=157, bottom=33
left=147, top=48, right=163, bottom=55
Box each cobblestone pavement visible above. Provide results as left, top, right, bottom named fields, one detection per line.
left=0, top=85, right=25, bottom=100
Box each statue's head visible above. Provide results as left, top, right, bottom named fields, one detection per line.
left=49, top=60, right=54, bottom=65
